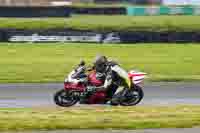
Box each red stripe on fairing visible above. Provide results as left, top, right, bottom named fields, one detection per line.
left=128, top=73, right=146, bottom=77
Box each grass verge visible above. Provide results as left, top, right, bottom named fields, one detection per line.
left=0, top=43, right=200, bottom=83
left=0, top=105, right=200, bottom=131
left=0, top=15, right=200, bottom=32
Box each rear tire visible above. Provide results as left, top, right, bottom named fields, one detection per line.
left=120, top=85, right=144, bottom=106
left=54, top=89, right=78, bottom=107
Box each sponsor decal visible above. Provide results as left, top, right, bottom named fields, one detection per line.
left=102, top=33, right=121, bottom=43
left=9, top=33, right=103, bottom=42
left=8, top=32, right=121, bottom=43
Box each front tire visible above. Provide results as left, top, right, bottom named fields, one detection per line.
left=120, top=85, right=144, bottom=106
left=54, top=89, right=78, bottom=107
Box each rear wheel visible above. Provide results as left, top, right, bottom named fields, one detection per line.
left=54, top=89, right=78, bottom=107
left=120, top=85, right=144, bottom=106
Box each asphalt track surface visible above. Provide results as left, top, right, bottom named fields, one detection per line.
left=0, top=82, right=200, bottom=108
left=1, top=82, right=200, bottom=133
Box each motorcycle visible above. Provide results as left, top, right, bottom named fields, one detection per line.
left=54, top=68, right=146, bottom=107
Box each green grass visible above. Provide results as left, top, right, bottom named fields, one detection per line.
left=0, top=105, right=200, bottom=131
left=0, top=43, right=200, bottom=83
left=0, top=15, right=200, bottom=32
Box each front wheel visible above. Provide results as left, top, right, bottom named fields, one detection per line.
left=120, top=85, right=144, bottom=106
left=54, top=89, right=78, bottom=107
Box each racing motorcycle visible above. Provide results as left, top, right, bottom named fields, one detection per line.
left=54, top=67, right=146, bottom=107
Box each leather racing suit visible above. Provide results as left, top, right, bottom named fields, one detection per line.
left=93, top=55, right=131, bottom=105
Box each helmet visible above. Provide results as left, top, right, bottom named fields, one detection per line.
left=79, top=60, right=85, bottom=66
left=93, top=55, right=108, bottom=73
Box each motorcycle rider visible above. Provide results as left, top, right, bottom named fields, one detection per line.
left=72, top=56, right=131, bottom=105
left=92, top=55, right=132, bottom=105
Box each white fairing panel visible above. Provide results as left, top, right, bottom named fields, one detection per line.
left=65, top=70, right=80, bottom=83
left=129, top=70, right=147, bottom=84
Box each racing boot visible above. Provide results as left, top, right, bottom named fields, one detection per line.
left=110, top=86, right=126, bottom=105
left=110, top=93, right=121, bottom=105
